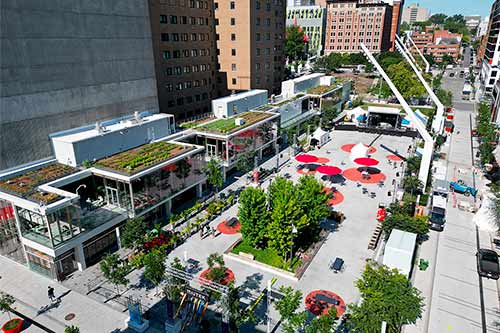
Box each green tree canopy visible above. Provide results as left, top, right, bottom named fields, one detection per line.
left=285, top=26, right=306, bottom=61
left=100, top=253, right=130, bottom=293
left=120, top=217, right=148, bottom=250
left=143, top=248, right=166, bottom=291
left=382, top=213, right=429, bottom=241
left=163, top=257, right=187, bottom=301
left=0, top=292, right=15, bottom=320
left=65, top=326, right=80, bottom=333
left=386, top=62, right=427, bottom=99
left=349, top=263, right=424, bottom=333
left=429, top=13, right=447, bottom=25
left=204, top=158, right=223, bottom=194
left=403, top=176, right=423, bottom=195
left=238, top=187, right=270, bottom=248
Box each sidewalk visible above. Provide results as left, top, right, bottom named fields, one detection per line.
left=0, top=256, right=129, bottom=333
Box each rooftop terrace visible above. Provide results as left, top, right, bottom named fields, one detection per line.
left=95, top=141, right=194, bottom=176
left=195, top=112, right=275, bottom=135
left=0, top=163, right=78, bottom=204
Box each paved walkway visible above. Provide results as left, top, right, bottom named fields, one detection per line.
left=0, top=256, right=129, bottom=333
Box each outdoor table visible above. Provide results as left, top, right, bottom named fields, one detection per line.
left=330, top=257, right=344, bottom=273
left=226, top=217, right=238, bottom=227
left=314, top=293, right=340, bottom=306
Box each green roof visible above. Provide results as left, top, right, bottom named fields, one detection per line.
left=195, top=112, right=274, bottom=135
left=95, top=141, right=194, bottom=175
left=0, top=163, right=78, bottom=204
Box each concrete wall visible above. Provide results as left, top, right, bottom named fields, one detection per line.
left=211, top=90, right=268, bottom=118
left=0, top=0, right=159, bottom=170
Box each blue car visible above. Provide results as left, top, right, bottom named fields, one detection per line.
left=450, top=181, right=477, bottom=197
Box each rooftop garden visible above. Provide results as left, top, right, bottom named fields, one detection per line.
left=196, top=112, right=273, bottom=135
left=270, top=93, right=306, bottom=107
left=0, top=163, right=77, bottom=203
left=306, top=84, right=339, bottom=95
left=178, top=117, right=214, bottom=129
left=95, top=141, right=193, bottom=175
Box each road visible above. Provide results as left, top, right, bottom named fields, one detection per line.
left=463, top=46, right=472, bottom=69
left=425, top=72, right=500, bottom=332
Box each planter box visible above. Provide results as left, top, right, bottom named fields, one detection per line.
left=2, top=318, right=23, bottom=333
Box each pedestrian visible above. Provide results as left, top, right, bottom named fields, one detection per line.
left=47, top=286, right=55, bottom=303
left=457, top=130, right=460, bottom=135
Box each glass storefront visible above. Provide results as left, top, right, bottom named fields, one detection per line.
left=25, top=245, right=57, bottom=279
left=131, top=152, right=206, bottom=215
left=83, top=229, right=118, bottom=267
left=0, top=200, right=26, bottom=264
left=228, top=120, right=277, bottom=164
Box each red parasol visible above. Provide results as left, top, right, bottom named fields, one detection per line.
left=354, top=157, right=379, bottom=167
left=316, top=166, right=342, bottom=176
left=295, top=154, right=319, bottom=163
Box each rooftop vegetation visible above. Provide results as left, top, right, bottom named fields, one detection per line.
left=0, top=163, right=77, bottom=203
left=306, top=84, right=339, bottom=95
left=196, top=112, right=273, bottom=135
left=95, top=141, right=193, bottom=175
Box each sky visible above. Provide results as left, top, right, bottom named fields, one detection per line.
left=406, top=0, right=492, bottom=18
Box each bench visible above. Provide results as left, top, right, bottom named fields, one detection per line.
left=239, top=252, right=255, bottom=260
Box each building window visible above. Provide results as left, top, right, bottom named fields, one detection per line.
left=181, top=16, right=187, bottom=24
left=256, top=1, right=260, bottom=10
left=231, top=33, right=236, bottom=41
left=256, top=48, right=261, bottom=56
left=232, top=64, right=237, bottom=71
left=256, top=18, right=261, bottom=26
left=256, top=63, right=261, bottom=70
left=173, top=50, right=181, bottom=58
left=256, top=33, right=261, bottom=41
left=161, top=33, right=169, bottom=41
left=172, top=33, right=179, bottom=41
left=230, top=1, right=235, bottom=9
left=162, top=51, right=171, bottom=60
left=231, top=18, right=236, bottom=25
left=231, top=49, right=236, bottom=56
left=165, top=84, right=173, bottom=91
left=160, top=15, right=168, bottom=24
left=232, top=78, right=237, bottom=85
left=170, top=15, right=177, bottom=24
left=177, top=98, right=184, bottom=106
left=214, top=2, right=218, bottom=9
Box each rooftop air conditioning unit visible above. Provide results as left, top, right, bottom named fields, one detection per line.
left=235, top=118, right=246, bottom=126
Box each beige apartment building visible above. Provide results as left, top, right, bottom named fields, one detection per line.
left=324, top=0, right=394, bottom=54
left=214, top=0, right=287, bottom=95
left=149, top=0, right=217, bottom=120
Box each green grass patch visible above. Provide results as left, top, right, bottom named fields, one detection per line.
left=232, top=240, right=302, bottom=272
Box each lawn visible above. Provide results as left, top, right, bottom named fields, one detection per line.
left=196, top=112, right=273, bottom=134
left=231, top=240, right=301, bottom=272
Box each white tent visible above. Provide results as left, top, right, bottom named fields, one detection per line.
left=345, top=107, right=367, bottom=124
left=311, top=127, right=330, bottom=147
left=350, top=142, right=369, bottom=161
left=473, top=190, right=499, bottom=232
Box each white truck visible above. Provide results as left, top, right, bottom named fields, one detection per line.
left=462, top=83, right=472, bottom=100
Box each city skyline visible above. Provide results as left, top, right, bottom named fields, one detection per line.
left=404, top=0, right=492, bottom=18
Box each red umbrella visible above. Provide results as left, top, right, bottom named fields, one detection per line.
left=316, top=166, right=342, bottom=176
left=295, top=154, right=319, bottom=163
left=354, top=157, right=379, bottom=167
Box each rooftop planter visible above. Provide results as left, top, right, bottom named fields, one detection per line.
left=0, top=164, right=76, bottom=203
left=95, top=142, right=193, bottom=175
left=2, top=318, right=23, bottom=333
left=306, top=84, right=339, bottom=96
left=196, top=112, right=273, bottom=135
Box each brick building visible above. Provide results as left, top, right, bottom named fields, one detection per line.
left=410, top=28, right=462, bottom=62
left=324, top=0, right=394, bottom=54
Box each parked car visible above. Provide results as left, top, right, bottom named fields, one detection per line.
left=449, top=181, right=477, bottom=197
left=449, top=72, right=455, bottom=77
left=429, top=206, right=446, bottom=231
left=476, top=249, right=500, bottom=280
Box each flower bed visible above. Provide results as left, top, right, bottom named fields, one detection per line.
left=0, top=163, right=77, bottom=203
left=95, top=141, right=193, bottom=175
left=196, top=112, right=273, bottom=135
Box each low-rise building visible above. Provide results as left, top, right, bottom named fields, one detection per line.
left=410, top=29, right=462, bottom=62
left=286, top=5, right=327, bottom=56
left=0, top=113, right=206, bottom=281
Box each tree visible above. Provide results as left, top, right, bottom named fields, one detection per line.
left=65, top=326, right=80, bottom=333
left=441, top=54, right=455, bottom=66
left=429, top=13, right=447, bottom=25
left=0, top=292, right=15, bottom=320
left=143, top=248, right=166, bottom=293
left=206, top=253, right=228, bottom=284
left=386, top=62, right=427, bottom=99
left=285, top=26, right=306, bottom=61
left=221, top=286, right=242, bottom=331
left=163, top=257, right=187, bottom=302
left=204, top=158, right=224, bottom=196
left=238, top=187, right=270, bottom=248
left=274, top=286, right=307, bottom=333
left=403, top=176, right=423, bottom=195
left=174, top=158, right=191, bottom=186
left=382, top=213, right=429, bottom=241
left=349, top=263, right=424, bottom=333
left=306, top=307, right=338, bottom=333
left=100, top=253, right=130, bottom=294
left=236, top=151, right=256, bottom=174
left=405, top=156, right=421, bottom=176
left=120, top=217, right=148, bottom=250
left=436, top=88, right=453, bottom=107
left=488, top=184, right=500, bottom=230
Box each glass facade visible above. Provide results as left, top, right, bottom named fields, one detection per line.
left=0, top=199, right=25, bottom=264
left=131, top=151, right=206, bottom=215
left=228, top=120, right=277, bottom=164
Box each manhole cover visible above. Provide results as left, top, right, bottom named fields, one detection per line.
left=64, top=313, right=76, bottom=321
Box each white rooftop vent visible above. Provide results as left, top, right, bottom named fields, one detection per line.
left=235, top=118, right=246, bottom=126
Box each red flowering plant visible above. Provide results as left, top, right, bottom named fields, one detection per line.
left=143, top=232, right=172, bottom=252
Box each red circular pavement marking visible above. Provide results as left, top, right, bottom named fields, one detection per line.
left=315, top=157, right=331, bottom=164
left=387, top=154, right=403, bottom=161
left=217, top=220, right=241, bottom=235
left=297, top=168, right=317, bottom=175
left=200, top=268, right=235, bottom=285
left=323, top=187, right=344, bottom=205
left=342, top=168, right=386, bottom=184
left=305, top=290, right=346, bottom=317
left=340, top=143, right=377, bottom=154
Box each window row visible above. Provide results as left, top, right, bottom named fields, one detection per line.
left=166, top=93, right=210, bottom=107
left=330, top=31, right=380, bottom=37
left=160, top=15, right=210, bottom=26
left=161, top=33, right=211, bottom=42
left=214, top=0, right=283, bottom=11
left=165, top=78, right=211, bottom=91
left=162, top=49, right=211, bottom=59
left=164, top=64, right=212, bottom=75
left=329, top=38, right=379, bottom=44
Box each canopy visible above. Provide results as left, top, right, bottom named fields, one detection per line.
left=354, top=157, right=379, bottom=167
left=295, top=154, right=318, bottom=163
left=316, top=166, right=342, bottom=176
left=350, top=142, right=369, bottom=161
left=311, top=127, right=330, bottom=147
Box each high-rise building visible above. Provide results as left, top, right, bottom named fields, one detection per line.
left=287, top=5, right=327, bottom=56
left=401, top=3, right=430, bottom=24
left=480, top=0, right=500, bottom=94
left=148, top=0, right=218, bottom=120
left=0, top=0, right=159, bottom=170
left=384, top=0, right=404, bottom=51
left=324, top=0, right=394, bottom=54
left=464, top=15, right=482, bottom=31
left=214, top=0, right=286, bottom=95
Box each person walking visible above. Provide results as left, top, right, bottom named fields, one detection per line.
left=47, top=286, right=55, bottom=303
